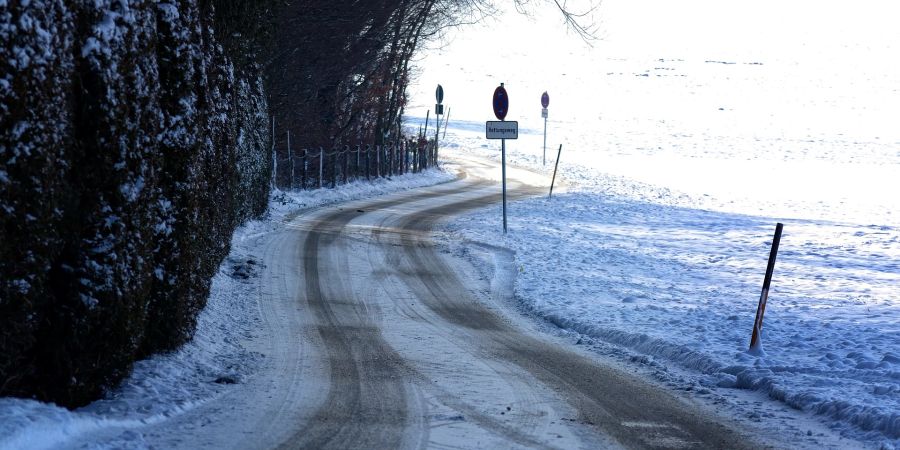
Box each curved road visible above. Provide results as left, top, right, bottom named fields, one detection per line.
left=275, top=156, right=762, bottom=449
left=133, top=156, right=767, bottom=449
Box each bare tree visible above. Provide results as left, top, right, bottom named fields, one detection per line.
left=263, top=0, right=600, bottom=152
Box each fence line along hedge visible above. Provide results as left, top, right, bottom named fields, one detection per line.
left=273, top=140, right=438, bottom=191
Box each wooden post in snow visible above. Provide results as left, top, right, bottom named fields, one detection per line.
left=750, top=223, right=784, bottom=351
left=271, top=117, right=277, bottom=190
left=318, top=147, right=324, bottom=189
left=287, top=130, right=293, bottom=190
left=549, top=144, right=563, bottom=199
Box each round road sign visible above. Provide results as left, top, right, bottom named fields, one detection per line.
left=492, top=84, right=509, bottom=121
left=436, top=84, right=444, bottom=104
left=541, top=91, right=549, bottom=108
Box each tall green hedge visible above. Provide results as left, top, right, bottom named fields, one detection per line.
left=0, top=0, right=270, bottom=407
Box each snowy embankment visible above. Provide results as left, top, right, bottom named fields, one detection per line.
left=0, top=170, right=454, bottom=450
left=403, top=1, right=900, bottom=445
left=443, top=146, right=899, bottom=445
left=434, top=123, right=899, bottom=447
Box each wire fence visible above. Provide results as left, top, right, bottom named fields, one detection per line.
left=272, top=140, right=438, bottom=191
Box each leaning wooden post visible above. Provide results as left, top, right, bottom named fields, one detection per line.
left=442, top=107, right=451, bottom=139
left=549, top=144, right=563, bottom=199
left=750, top=223, right=784, bottom=351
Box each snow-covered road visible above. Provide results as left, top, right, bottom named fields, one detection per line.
left=3, top=154, right=877, bottom=449
left=243, top=155, right=765, bottom=449
left=60, top=156, right=770, bottom=449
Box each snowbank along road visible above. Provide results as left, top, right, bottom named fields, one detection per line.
left=131, top=156, right=769, bottom=449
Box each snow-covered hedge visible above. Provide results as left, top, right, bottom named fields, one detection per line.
left=0, top=0, right=270, bottom=407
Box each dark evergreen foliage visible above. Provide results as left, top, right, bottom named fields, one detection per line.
left=268, top=0, right=438, bottom=150
left=1, top=0, right=270, bottom=407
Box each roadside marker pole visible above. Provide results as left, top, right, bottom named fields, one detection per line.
left=750, top=223, right=784, bottom=350
left=549, top=144, right=562, bottom=199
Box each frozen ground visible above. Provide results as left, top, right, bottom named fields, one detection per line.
left=407, top=0, right=900, bottom=447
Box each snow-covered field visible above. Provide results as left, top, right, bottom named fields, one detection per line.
left=408, top=0, right=900, bottom=447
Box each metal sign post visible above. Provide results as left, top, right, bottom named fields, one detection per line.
left=486, top=83, right=517, bottom=234
left=435, top=84, right=444, bottom=165
left=541, top=91, right=549, bottom=166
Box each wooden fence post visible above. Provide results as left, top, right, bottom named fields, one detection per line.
left=318, top=147, right=323, bottom=189
left=287, top=130, right=293, bottom=190
left=365, top=145, right=371, bottom=180
left=331, top=147, right=337, bottom=188
left=271, top=117, right=277, bottom=190
left=343, top=146, right=349, bottom=185
left=389, top=144, right=395, bottom=176
left=356, top=145, right=361, bottom=181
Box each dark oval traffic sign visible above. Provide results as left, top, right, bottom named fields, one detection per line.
left=436, top=84, right=444, bottom=104
left=493, top=84, right=509, bottom=121
left=541, top=91, right=549, bottom=108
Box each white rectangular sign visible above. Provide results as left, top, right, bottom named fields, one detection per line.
left=485, top=121, right=518, bottom=139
